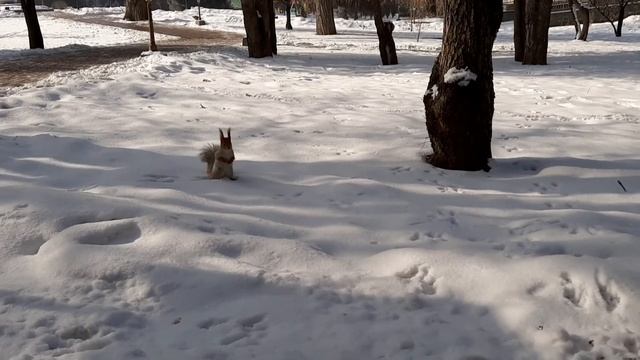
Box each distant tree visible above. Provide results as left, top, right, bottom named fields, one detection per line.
left=586, top=0, right=632, bottom=37
left=285, top=0, right=293, bottom=29
left=146, top=0, right=158, bottom=51
left=523, top=0, right=552, bottom=65
left=514, top=0, right=552, bottom=65
left=513, top=0, right=525, bottom=61
left=276, top=0, right=294, bottom=29
left=124, top=0, right=148, bottom=20
left=371, top=0, right=397, bottom=65
left=241, top=0, right=277, bottom=58
left=569, top=0, right=590, bottom=40
left=423, top=0, right=503, bottom=171
left=20, top=0, right=44, bottom=49
left=316, top=0, right=337, bottom=34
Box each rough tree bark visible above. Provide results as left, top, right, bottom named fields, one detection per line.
left=316, top=0, right=337, bottom=35
left=147, top=0, right=157, bottom=51
left=124, top=0, right=148, bottom=21
left=423, top=0, right=503, bottom=171
left=241, top=0, right=277, bottom=58
left=286, top=0, right=293, bottom=30
left=523, top=0, right=552, bottom=65
left=20, top=0, right=44, bottom=49
left=372, top=0, right=397, bottom=65
left=513, top=0, right=525, bottom=62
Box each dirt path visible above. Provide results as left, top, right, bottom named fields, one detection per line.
left=0, top=12, right=243, bottom=89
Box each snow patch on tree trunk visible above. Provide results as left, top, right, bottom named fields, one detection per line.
left=444, top=67, right=478, bottom=86
left=425, top=84, right=439, bottom=99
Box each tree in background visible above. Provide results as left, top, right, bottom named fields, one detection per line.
left=316, top=0, right=337, bottom=34
left=514, top=0, right=552, bottom=65
left=586, top=0, right=632, bottom=37
left=20, top=0, right=44, bottom=49
left=513, top=0, right=525, bottom=61
left=285, top=0, right=293, bottom=29
left=125, top=0, right=148, bottom=20
left=241, top=0, right=277, bottom=58
left=146, top=0, right=158, bottom=51
left=423, top=0, right=503, bottom=171
left=275, top=0, right=294, bottom=29
left=371, top=0, right=397, bottom=65
left=523, top=0, right=552, bottom=65
left=569, top=0, right=590, bottom=40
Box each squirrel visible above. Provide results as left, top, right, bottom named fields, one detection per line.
left=199, top=128, right=237, bottom=180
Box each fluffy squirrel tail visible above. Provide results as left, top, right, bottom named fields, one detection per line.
left=199, top=144, right=219, bottom=164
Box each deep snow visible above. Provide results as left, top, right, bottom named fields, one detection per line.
left=1, top=8, right=640, bottom=360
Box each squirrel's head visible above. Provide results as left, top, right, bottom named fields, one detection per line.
left=219, top=128, right=232, bottom=149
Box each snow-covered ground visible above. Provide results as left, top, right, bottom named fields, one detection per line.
left=1, top=8, right=640, bottom=360
left=0, top=10, right=176, bottom=53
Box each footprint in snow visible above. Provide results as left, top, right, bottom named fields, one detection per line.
left=140, top=174, right=177, bottom=183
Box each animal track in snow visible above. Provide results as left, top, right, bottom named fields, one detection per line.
left=560, top=272, right=583, bottom=307
left=389, top=166, right=412, bottom=175
left=526, top=282, right=546, bottom=296
left=76, top=220, right=141, bottom=246
left=198, top=317, right=228, bottom=330
left=594, top=269, right=620, bottom=312
left=140, top=174, right=177, bottom=183
left=556, top=328, right=594, bottom=356
left=396, top=265, right=437, bottom=296
left=219, top=314, right=268, bottom=346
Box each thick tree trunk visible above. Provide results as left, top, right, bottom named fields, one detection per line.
left=423, top=0, right=503, bottom=171
left=147, top=0, right=157, bottom=51
left=20, top=0, right=44, bottom=49
left=523, top=0, right=552, bottom=65
left=241, top=0, right=277, bottom=58
left=513, top=0, right=525, bottom=62
left=286, top=0, right=293, bottom=30
left=316, top=0, right=336, bottom=35
left=124, top=0, right=148, bottom=20
left=373, top=0, right=397, bottom=65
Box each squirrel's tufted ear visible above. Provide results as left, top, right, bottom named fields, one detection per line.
left=227, top=128, right=231, bottom=138
left=219, top=128, right=224, bottom=140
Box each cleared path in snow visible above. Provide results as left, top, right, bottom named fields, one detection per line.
left=0, top=12, right=243, bottom=88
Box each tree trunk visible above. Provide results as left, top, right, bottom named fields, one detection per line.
left=513, top=0, right=525, bottom=62
left=615, top=5, right=625, bottom=37
left=568, top=0, right=581, bottom=37
left=577, top=5, right=590, bottom=40
left=373, top=0, right=397, bottom=65
left=523, top=0, right=552, bottom=65
left=286, top=0, right=293, bottom=30
left=147, top=0, right=157, bottom=51
left=241, top=0, right=277, bottom=58
left=423, top=0, right=503, bottom=171
left=316, top=0, right=336, bottom=35
left=20, top=0, right=44, bottom=49
left=124, top=0, right=148, bottom=20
